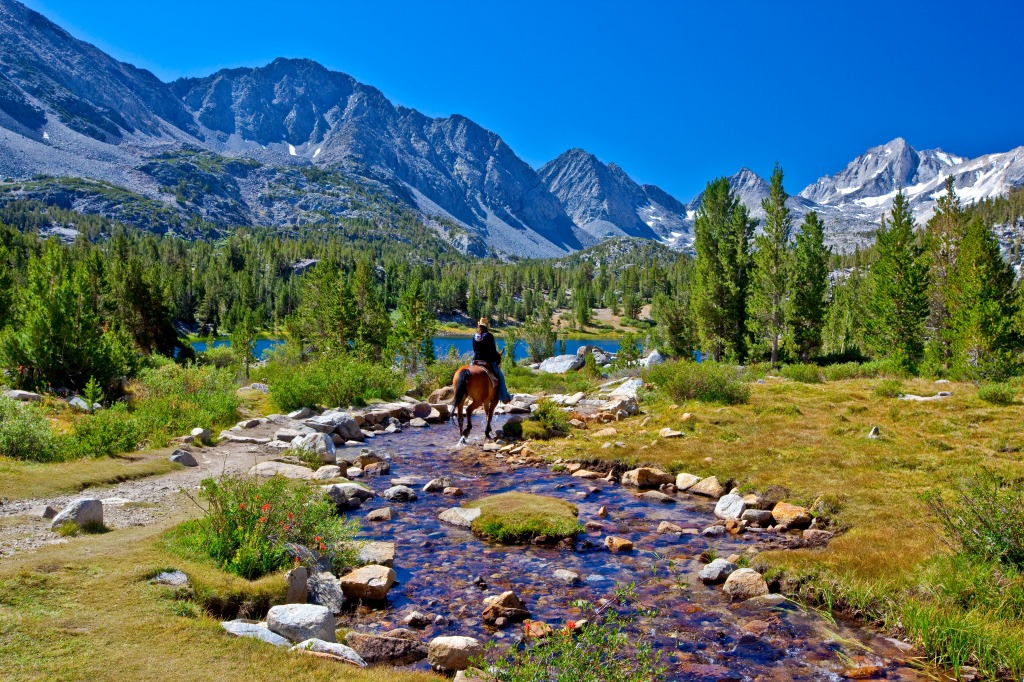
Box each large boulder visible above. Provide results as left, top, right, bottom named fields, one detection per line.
left=429, top=386, right=456, bottom=404
left=3, top=389, right=40, bottom=402
left=428, top=636, right=483, bottom=672
left=675, top=473, right=702, bottom=491
left=689, top=476, right=726, bottom=498
left=714, top=494, right=746, bottom=520
left=249, top=461, right=316, bottom=480
left=621, top=467, right=674, bottom=489
left=772, top=502, right=813, bottom=529
left=289, top=638, right=367, bottom=667
left=382, top=485, right=418, bottom=502
left=723, top=568, right=770, bottom=600
left=742, top=509, right=774, bottom=527
left=423, top=476, right=454, bottom=493
left=307, top=572, right=346, bottom=614
left=290, top=433, right=337, bottom=464
left=322, top=483, right=375, bottom=510
left=339, top=565, right=396, bottom=601
left=266, top=604, right=335, bottom=643
left=345, top=629, right=427, bottom=665
left=168, top=449, right=198, bottom=467
left=538, top=354, right=585, bottom=374
left=50, top=498, right=103, bottom=530
left=304, top=411, right=364, bottom=442
left=641, top=350, right=665, bottom=367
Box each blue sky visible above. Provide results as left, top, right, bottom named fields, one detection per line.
left=21, top=0, right=1024, bottom=200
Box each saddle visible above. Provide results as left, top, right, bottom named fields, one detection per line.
left=472, top=360, right=500, bottom=390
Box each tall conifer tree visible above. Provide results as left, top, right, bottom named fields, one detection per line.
left=747, top=163, right=792, bottom=366
left=788, top=211, right=830, bottom=361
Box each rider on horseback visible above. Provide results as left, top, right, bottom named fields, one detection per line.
left=472, top=318, right=512, bottom=403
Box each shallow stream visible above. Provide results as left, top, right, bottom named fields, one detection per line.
left=340, top=416, right=924, bottom=681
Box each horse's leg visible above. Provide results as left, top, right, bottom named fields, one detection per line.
left=463, top=400, right=479, bottom=438
left=484, top=397, right=497, bottom=440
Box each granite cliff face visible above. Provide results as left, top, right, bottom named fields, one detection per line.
left=0, top=0, right=1021, bottom=256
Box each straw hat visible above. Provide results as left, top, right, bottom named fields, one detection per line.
left=477, top=318, right=489, bottom=328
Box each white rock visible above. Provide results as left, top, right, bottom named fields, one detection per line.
left=50, top=498, right=103, bottom=530
left=323, top=483, right=375, bottom=510
left=190, top=427, right=211, bottom=442
left=438, top=507, right=480, bottom=528
left=698, top=558, right=736, bottom=584
left=4, top=389, right=41, bottom=402
left=427, top=636, right=483, bottom=672
left=221, top=620, right=291, bottom=647
left=641, top=350, right=665, bottom=367
left=267, top=604, right=335, bottom=643
left=288, top=407, right=314, bottom=420
left=552, top=569, right=580, bottom=585
left=290, top=432, right=337, bottom=464
left=538, top=355, right=585, bottom=374
left=675, top=473, right=701, bottom=490
left=290, top=638, right=367, bottom=667
left=714, top=493, right=746, bottom=520
left=249, top=461, right=316, bottom=479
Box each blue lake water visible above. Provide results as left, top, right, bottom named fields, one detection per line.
left=190, top=336, right=621, bottom=363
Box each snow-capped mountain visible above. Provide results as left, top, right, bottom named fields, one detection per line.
left=0, top=0, right=1021, bottom=257
left=538, top=149, right=691, bottom=248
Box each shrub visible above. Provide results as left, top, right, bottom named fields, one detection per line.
left=200, top=345, right=236, bottom=369
left=821, top=362, right=868, bottom=381
left=781, top=363, right=823, bottom=383
left=468, top=492, right=581, bottom=544
left=68, top=403, right=139, bottom=458
left=520, top=398, right=571, bottom=440
left=875, top=379, right=904, bottom=398
left=259, top=355, right=404, bottom=412
left=129, top=364, right=239, bottom=448
left=644, top=360, right=750, bottom=405
left=923, top=470, right=1024, bottom=570
left=181, top=474, right=359, bottom=580
left=978, top=382, right=1017, bottom=406
left=410, top=354, right=465, bottom=398
left=0, top=396, right=62, bottom=462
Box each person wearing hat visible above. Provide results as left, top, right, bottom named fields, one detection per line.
left=472, top=318, right=512, bottom=403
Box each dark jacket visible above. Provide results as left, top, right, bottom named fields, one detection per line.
left=472, top=331, right=501, bottom=364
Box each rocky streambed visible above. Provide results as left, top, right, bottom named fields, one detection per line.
left=317, top=415, right=924, bottom=681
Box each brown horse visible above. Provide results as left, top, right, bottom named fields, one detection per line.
left=451, top=354, right=503, bottom=441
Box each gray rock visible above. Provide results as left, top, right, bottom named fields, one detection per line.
left=236, top=418, right=261, bottom=429
left=409, top=417, right=428, bottom=428
left=637, top=490, right=676, bottom=504
left=702, top=525, right=726, bottom=537
left=168, top=449, right=197, bottom=467
left=267, top=604, right=335, bottom=643
left=741, top=509, right=774, bottom=527
left=305, top=411, right=364, bottom=441
left=322, top=483, right=375, bottom=510
left=221, top=620, right=291, bottom=647
left=365, top=507, right=393, bottom=522
left=50, top=498, right=103, bottom=530
left=274, top=428, right=304, bottom=442
left=723, top=568, right=770, bottom=600
left=412, top=402, right=432, bottom=419
left=249, top=461, right=316, bottom=480
left=288, top=407, right=314, bottom=420
left=151, top=570, right=189, bottom=587
left=345, top=629, right=427, bottom=665
left=641, top=350, right=665, bottom=367
left=423, top=476, right=453, bottom=493
left=217, top=432, right=271, bottom=445
left=312, top=465, right=342, bottom=480
left=190, top=427, right=212, bottom=443
left=714, top=493, right=746, bottom=520
left=286, top=566, right=308, bottom=604
left=382, top=485, right=417, bottom=502
left=4, top=389, right=41, bottom=402
left=347, top=467, right=364, bottom=478
left=403, top=611, right=432, bottom=628
left=356, top=540, right=395, bottom=568
left=427, top=636, right=484, bottom=672
left=675, top=473, right=702, bottom=490
left=868, top=425, right=881, bottom=439
left=68, top=396, right=101, bottom=411
left=439, top=507, right=480, bottom=528
left=699, top=558, right=736, bottom=584
left=307, top=571, right=346, bottom=614
left=621, top=467, right=674, bottom=489
left=538, top=354, right=585, bottom=374
left=290, top=638, right=367, bottom=667
left=289, top=432, right=337, bottom=464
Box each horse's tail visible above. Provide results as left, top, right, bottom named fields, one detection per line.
left=452, top=367, right=471, bottom=414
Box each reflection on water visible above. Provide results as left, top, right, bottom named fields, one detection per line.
left=335, top=416, right=925, bottom=679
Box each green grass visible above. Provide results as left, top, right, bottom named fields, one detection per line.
left=0, top=518, right=441, bottom=682
left=467, top=492, right=581, bottom=543
left=529, top=375, right=1024, bottom=676
left=0, top=452, right=179, bottom=500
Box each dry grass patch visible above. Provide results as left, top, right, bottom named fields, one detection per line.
left=0, top=518, right=440, bottom=682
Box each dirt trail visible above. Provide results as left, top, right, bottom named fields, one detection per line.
left=0, top=422, right=286, bottom=558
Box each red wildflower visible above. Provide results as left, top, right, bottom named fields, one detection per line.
left=287, top=512, right=294, bottom=519
left=566, top=621, right=577, bottom=630
left=261, top=503, right=271, bottom=512
left=238, top=503, right=245, bottom=510
left=258, top=516, right=267, bottom=523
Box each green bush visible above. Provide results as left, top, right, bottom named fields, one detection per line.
left=410, top=354, right=464, bottom=398
left=0, top=396, right=62, bottom=462
left=129, top=364, right=239, bottom=448
left=644, top=360, right=750, bottom=405
left=200, top=345, right=236, bottom=369
left=978, top=382, right=1017, bottom=406
left=468, top=492, right=581, bottom=544
left=781, top=363, right=823, bottom=383
left=530, top=398, right=570, bottom=438
left=875, top=379, right=904, bottom=398
left=923, top=470, right=1024, bottom=570
left=180, top=474, right=359, bottom=580
left=68, top=403, right=139, bottom=458
left=504, top=365, right=593, bottom=396
left=259, top=355, right=404, bottom=412
left=480, top=584, right=665, bottom=681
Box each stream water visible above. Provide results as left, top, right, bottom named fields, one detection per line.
left=337, top=416, right=925, bottom=680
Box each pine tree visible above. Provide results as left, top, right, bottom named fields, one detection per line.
left=746, top=163, right=792, bottom=366
left=389, top=278, right=436, bottom=373
left=692, top=177, right=756, bottom=361
left=945, top=217, right=1019, bottom=378
left=0, top=243, right=13, bottom=329
left=822, top=266, right=868, bottom=358
left=923, top=177, right=968, bottom=372
left=788, top=211, right=830, bottom=361
left=865, top=190, right=930, bottom=369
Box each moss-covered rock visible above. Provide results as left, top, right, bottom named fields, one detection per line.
left=466, top=492, right=580, bottom=544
